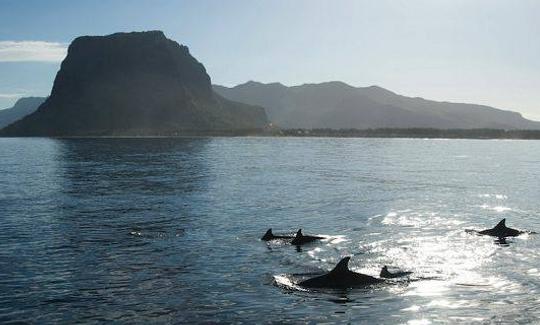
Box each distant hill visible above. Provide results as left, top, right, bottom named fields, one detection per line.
left=214, top=81, right=540, bottom=129
left=1, top=31, right=268, bottom=136
left=0, top=97, right=45, bottom=129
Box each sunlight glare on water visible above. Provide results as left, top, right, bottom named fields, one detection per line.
left=1, top=137, right=540, bottom=323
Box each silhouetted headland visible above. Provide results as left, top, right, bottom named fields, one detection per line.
left=0, top=31, right=268, bottom=136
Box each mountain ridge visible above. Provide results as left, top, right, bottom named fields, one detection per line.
left=0, top=97, right=46, bottom=129
left=214, top=81, right=539, bottom=130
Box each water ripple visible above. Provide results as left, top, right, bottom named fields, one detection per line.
left=1, top=137, right=540, bottom=323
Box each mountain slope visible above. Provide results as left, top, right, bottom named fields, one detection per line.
left=1, top=31, right=267, bottom=136
left=0, top=97, right=46, bottom=129
left=214, top=81, right=540, bottom=129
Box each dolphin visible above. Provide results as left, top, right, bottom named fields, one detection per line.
left=291, top=229, right=325, bottom=245
left=261, top=228, right=294, bottom=241
left=379, top=265, right=413, bottom=279
left=476, top=219, right=525, bottom=238
left=298, top=257, right=384, bottom=288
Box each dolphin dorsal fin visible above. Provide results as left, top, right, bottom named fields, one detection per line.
left=296, top=229, right=303, bottom=237
left=261, top=228, right=274, bottom=240
left=495, top=219, right=506, bottom=229
left=330, top=257, right=351, bottom=274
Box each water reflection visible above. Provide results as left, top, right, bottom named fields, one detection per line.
left=2, top=137, right=540, bottom=323
left=1, top=138, right=215, bottom=322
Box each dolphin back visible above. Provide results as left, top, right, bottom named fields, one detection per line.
left=261, top=228, right=274, bottom=240
left=299, top=257, right=384, bottom=288
left=477, top=219, right=525, bottom=237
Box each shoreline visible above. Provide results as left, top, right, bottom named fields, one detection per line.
left=3, top=128, right=540, bottom=140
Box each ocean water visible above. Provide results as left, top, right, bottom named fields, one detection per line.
left=1, top=137, right=540, bottom=324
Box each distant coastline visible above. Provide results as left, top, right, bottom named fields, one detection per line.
left=3, top=32, right=538, bottom=137
left=4, top=128, right=540, bottom=140
left=278, top=128, right=540, bottom=140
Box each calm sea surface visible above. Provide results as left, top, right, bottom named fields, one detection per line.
left=1, top=137, right=540, bottom=324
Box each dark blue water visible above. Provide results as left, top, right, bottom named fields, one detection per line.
left=1, top=137, right=540, bottom=324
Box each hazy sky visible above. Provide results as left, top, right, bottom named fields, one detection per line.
left=1, top=0, right=539, bottom=119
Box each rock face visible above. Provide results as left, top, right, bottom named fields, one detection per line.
left=1, top=31, right=268, bottom=136
left=214, top=81, right=540, bottom=129
left=0, top=97, right=45, bottom=129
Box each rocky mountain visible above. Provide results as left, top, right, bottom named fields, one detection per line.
left=1, top=31, right=268, bottom=136
left=214, top=81, right=540, bottom=129
left=0, top=97, right=46, bottom=129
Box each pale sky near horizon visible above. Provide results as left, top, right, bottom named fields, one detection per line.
left=1, top=0, right=539, bottom=119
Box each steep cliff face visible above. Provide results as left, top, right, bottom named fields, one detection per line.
left=2, top=31, right=267, bottom=136
left=0, top=97, right=45, bottom=129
